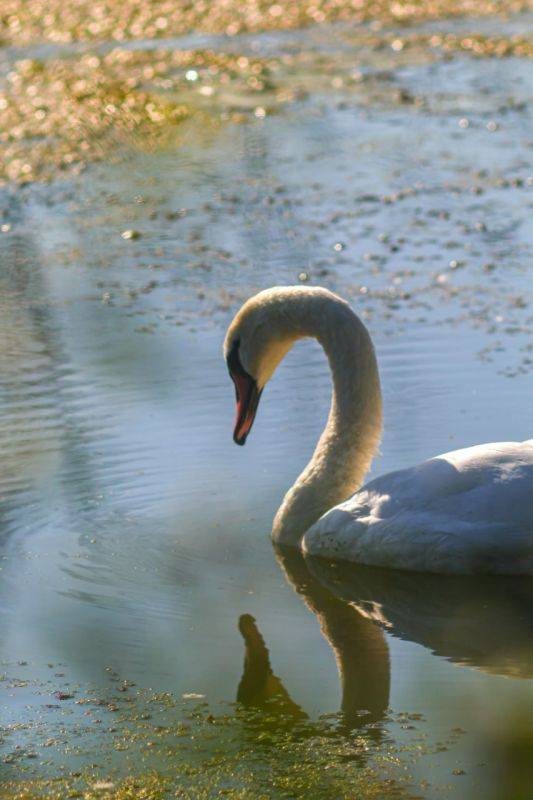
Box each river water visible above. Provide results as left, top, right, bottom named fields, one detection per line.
left=0, top=12, right=532, bottom=799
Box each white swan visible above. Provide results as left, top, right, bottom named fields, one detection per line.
left=224, top=286, right=533, bottom=574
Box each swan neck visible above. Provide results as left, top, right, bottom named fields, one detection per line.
left=272, top=298, right=382, bottom=545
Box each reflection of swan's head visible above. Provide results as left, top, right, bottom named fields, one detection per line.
left=238, top=612, right=259, bottom=638
left=236, top=611, right=308, bottom=721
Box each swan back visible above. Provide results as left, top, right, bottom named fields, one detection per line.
left=303, top=441, right=533, bottom=574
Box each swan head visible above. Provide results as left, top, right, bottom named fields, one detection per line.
left=224, top=288, right=302, bottom=445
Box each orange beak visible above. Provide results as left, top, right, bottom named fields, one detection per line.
left=231, top=370, right=262, bottom=445
left=226, top=340, right=262, bottom=446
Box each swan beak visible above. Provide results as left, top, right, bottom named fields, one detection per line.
left=231, top=372, right=262, bottom=446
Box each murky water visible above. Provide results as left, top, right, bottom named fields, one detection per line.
left=0, top=13, right=532, bottom=799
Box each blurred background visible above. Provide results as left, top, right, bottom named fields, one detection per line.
left=0, top=1, right=532, bottom=798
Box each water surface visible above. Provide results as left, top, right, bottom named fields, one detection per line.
left=0, top=14, right=532, bottom=799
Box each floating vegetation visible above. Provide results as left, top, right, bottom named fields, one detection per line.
left=0, top=668, right=431, bottom=800
left=0, top=0, right=530, bottom=45
left=425, top=31, right=532, bottom=56
left=354, top=31, right=533, bottom=57
left=1, top=19, right=531, bottom=186
left=0, top=48, right=281, bottom=184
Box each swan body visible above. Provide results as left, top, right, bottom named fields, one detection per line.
left=224, top=286, right=533, bottom=575
left=304, top=441, right=533, bottom=574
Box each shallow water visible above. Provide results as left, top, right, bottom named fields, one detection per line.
left=0, top=13, right=532, bottom=799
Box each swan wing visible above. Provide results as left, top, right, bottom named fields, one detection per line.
left=302, top=441, right=533, bottom=574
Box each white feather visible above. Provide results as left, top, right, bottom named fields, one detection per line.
left=303, top=441, right=533, bottom=574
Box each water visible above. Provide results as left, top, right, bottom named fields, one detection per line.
left=0, top=13, right=532, bottom=799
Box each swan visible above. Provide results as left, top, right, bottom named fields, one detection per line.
left=224, top=286, right=533, bottom=574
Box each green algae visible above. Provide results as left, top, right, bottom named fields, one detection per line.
left=1, top=670, right=429, bottom=800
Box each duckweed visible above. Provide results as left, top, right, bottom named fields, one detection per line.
left=0, top=0, right=529, bottom=46
left=0, top=48, right=280, bottom=184
left=0, top=671, right=429, bottom=800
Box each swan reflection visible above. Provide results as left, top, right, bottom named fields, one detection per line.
left=237, top=548, right=390, bottom=739
left=303, top=555, right=533, bottom=678
left=234, top=541, right=533, bottom=798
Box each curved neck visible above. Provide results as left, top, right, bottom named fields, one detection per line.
left=272, top=295, right=382, bottom=545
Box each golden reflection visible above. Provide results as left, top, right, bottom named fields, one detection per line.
left=0, top=49, right=272, bottom=184
left=2, top=19, right=530, bottom=186
left=1, top=0, right=529, bottom=47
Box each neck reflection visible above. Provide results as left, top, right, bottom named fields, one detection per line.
left=236, top=547, right=390, bottom=739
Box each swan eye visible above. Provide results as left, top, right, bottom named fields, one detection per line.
left=227, top=338, right=245, bottom=376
